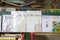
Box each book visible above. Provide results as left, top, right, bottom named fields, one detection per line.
left=0, top=37, right=16, bottom=40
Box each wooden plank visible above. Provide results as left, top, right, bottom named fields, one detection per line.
left=35, top=32, right=60, bottom=35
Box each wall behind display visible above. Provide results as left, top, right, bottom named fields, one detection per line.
left=0, top=7, right=16, bottom=11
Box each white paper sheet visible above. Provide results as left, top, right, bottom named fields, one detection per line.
left=42, top=15, right=60, bottom=32
left=26, top=11, right=42, bottom=32
left=11, top=11, right=26, bottom=32
left=2, top=15, right=12, bottom=32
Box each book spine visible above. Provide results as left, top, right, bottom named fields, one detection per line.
left=21, top=33, right=24, bottom=40
left=30, top=32, right=35, bottom=40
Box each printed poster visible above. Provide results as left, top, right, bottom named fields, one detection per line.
left=26, top=11, right=42, bottom=32
left=11, top=11, right=26, bottom=32
left=42, top=15, right=60, bottom=32
left=2, top=15, right=12, bottom=32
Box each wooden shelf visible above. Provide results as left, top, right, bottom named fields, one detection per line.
left=0, top=32, right=31, bottom=34
left=35, top=32, right=60, bottom=35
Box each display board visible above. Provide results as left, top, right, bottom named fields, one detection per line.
left=42, top=12, right=60, bottom=32
left=11, top=11, right=42, bottom=32
left=0, top=11, right=41, bottom=32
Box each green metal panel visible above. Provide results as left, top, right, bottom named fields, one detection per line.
left=42, top=12, right=60, bottom=16
left=43, top=9, right=60, bottom=16
left=0, top=11, right=11, bottom=15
